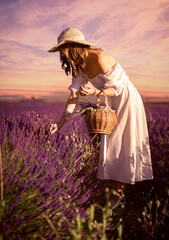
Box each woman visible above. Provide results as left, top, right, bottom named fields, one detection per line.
left=49, top=27, right=153, bottom=202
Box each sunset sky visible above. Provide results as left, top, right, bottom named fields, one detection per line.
left=0, top=0, right=169, bottom=100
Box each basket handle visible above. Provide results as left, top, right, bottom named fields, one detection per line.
left=96, top=89, right=109, bottom=108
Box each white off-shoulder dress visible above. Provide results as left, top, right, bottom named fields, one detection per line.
left=69, top=62, right=153, bottom=184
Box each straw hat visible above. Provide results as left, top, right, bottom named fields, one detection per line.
left=48, top=27, right=95, bottom=52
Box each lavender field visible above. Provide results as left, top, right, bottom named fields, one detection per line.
left=0, top=99, right=169, bottom=240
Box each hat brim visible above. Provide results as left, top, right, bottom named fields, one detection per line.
left=48, top=40, right=96, bottom=52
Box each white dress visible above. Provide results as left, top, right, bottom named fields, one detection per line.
left=69, top=62, right=153, bottom=184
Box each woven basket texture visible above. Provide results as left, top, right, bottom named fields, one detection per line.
left=85, top=90, right=117, bottom=135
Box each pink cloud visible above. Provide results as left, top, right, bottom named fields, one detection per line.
left=0, top=0, right=169, bottom=99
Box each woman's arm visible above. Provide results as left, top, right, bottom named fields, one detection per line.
left=80, top=85, right=115, bottom=97
left=96, top=87, right=115, bottom=96
left=50, top=90, right=79, bottom=134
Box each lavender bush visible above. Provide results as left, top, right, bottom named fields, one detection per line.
left=0, top=100, right=169, bottom=239
left=123, top=102, right=169, bottom=240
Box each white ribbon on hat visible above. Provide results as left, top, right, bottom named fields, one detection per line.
left=57, top=35, right=85, bottom=44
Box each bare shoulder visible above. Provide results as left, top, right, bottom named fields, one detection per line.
left=96, top=50, right=117, bottom=74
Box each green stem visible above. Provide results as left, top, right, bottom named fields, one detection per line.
left=0, top=146, right=3, bottom=202
left=0, top=145, right=4, bottom=240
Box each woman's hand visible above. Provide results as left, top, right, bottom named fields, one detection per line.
left=80, top=84, right=96, bottom=96
left=50, top=123, right=58, bottom=134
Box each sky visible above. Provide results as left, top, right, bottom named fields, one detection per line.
left=0, top=0, right=169, bottom=100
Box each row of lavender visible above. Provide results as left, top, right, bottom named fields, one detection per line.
left=0, top=100, right=169, bottom=239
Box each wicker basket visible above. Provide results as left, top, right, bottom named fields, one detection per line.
left=85, top=90, right=117, bottom=135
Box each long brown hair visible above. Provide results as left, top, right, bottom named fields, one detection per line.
left=59, top=43, right=96, bottom=78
